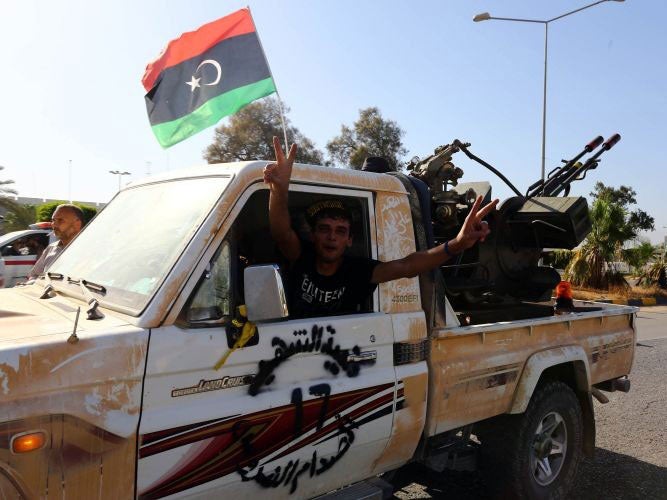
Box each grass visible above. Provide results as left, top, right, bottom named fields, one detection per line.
left=572, top=283, right=667, bottom=301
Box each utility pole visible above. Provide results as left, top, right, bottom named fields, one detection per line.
left=473, top=0, right=624, bottom=190
left=68, top=159, right=72, bottom=202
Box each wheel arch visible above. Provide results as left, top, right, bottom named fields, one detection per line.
left=510, top=346, right=591, bottom=415
left=0, top=461, right=33, bottom=498
left=510, top=346, right=595, bottom=456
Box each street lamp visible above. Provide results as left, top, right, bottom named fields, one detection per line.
left=473, top=0, right=624, bottom=191
left=68, top=159, right=72, bottom=202
left=109, top=170, right=131, bottom=192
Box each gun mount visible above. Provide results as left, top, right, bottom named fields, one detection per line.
left=406, top=142, right=476, bottom=229
left=405, top=135, right=620, bottom=323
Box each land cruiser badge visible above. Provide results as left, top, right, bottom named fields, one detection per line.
left=171, top=374, right=255, bottom=397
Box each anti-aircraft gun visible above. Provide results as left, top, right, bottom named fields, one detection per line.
left=405, top=135, right=621, bottom=325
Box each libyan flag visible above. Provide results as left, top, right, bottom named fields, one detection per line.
left=142, top=8, right=276, bottom=148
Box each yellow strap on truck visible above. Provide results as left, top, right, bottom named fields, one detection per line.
left=214, top=305, right=256, bottom=370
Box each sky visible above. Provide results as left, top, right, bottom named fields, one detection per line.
left=1, top=0, right=666, bottom=244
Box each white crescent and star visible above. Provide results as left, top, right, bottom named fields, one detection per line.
left=185, top=59, right=222, bottom=92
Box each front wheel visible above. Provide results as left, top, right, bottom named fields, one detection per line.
left=480, top=381, right=584, bottom=499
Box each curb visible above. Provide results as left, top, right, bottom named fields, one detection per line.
left=592, top=296, right=667, bottom=306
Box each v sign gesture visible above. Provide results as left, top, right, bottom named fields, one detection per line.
left=265, top=136, right=302, bottom=262
left=370, top=194, right=498, bottom=284
left=264, top=136, right=298, bottom=194
left=453, top=195, right=499, bottom=252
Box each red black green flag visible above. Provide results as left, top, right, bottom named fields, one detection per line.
left=142, top=8, right=276, bottom=148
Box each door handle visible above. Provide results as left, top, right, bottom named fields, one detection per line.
left=346, top=351, right=377, bottom=363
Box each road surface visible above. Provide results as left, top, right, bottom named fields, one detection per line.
left=636, top=305, right=667, bottom=341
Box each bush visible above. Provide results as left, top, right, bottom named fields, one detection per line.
left=543, top=249, right=573, bottom=269
left=638, top=256, right=667, bottom=289
left=36, top=201, right=97, bottom=225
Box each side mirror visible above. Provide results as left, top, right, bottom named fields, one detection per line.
left=244, top=264, right=289, bottom=322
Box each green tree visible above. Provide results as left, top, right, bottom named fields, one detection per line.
left=565, top=198, right=630, bottom=288
left=636, top=242, right=667, bottom=288
left=326, top=107, right=407, bottom=170
left=564, top=184, right=655, bottom=289
left=0, top=165, right=18, bottom=212
left=637, top=242, right=666, bottom=288
left=36, top=201, right=97, bottom=225
left=203, top=98, right=324, bottom=165
left=590, top=182, right=654, bottom=237
left=2, top=204, right=36, bottom=232
left=622, top=240, right=656, bottom=273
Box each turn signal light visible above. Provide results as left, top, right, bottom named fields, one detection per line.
left=11, top=431, right=46, bottom=454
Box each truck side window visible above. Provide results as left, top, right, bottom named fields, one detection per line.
left=232, top=188, right=375, bottom=317
left=180, top=187, right=375, bottom=328
left=185, top=241, right=231, bottom=323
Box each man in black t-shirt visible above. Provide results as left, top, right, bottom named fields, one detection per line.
left=263, top=137, right=499, bottom=319
left=287, top=200, right=379, bottom=317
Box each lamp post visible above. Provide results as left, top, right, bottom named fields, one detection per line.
left=473, top=0, right=624, bottom=191
left=109, top=170, right=131, bottom=192
left=68, top=159, right=72, bottom=202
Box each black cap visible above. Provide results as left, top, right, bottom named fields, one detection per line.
left=305, top=199, right=352, bottom=226
left=361, top=156, right=391, bottom=173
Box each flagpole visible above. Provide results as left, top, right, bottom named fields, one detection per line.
left=247, top=6, right=289, bottom=151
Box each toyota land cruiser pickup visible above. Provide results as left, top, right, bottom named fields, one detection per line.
left=0, top=147, right=636, bottom=499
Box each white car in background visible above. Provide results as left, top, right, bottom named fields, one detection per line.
left=0, top=228, right=54, bottom=287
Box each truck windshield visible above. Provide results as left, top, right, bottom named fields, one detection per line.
left=49, top=176, right=230, bottom=313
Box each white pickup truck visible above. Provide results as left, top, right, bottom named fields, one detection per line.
left=0, top=154, right=636, bottom=499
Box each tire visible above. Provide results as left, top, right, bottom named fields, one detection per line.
left=479, top=381, right=584, bottom=500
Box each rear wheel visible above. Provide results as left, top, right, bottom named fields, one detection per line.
left=479, top=381, right=583, bottom=499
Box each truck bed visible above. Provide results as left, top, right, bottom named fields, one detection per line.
left=425, top=300, right=636, bottom=436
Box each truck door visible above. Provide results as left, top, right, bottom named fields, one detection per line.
left=137, top=186, right=398, bottom=499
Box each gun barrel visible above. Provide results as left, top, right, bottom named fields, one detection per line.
left=529, top=135, right=603, bottom=197
left=549, top=133, right=621, bottom=196
left=602, top=133, right=621, bottom=151
left=585, top=135, right=604, bottom=152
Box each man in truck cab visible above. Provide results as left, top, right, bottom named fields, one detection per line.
left=263, top=137, right=499, bottom=318
left=28, top=204, right=84, bottom=279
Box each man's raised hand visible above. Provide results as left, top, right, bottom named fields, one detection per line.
left=263, top=136, right=297, bottom=192
left=454, top=195, right=499, bottom=250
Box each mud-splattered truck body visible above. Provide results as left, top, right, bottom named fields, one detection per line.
left=0, top=162, right=636, bottom=499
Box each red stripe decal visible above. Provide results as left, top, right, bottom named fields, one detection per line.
left=138, top=382, right=395, bottom=498
left=4, top=260, right=36, bottom=266
left=270, top=390, right=395, bottom=462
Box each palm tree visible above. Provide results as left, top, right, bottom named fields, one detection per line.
left=622, top=241, right=656, bottom=274
left=0, top=165, right=18, bottom=211
left=565, top=198, right=632, bottom=289
left=637, top=245, right=667, bottom=289
left=1, top=204, right=36, bottom=232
